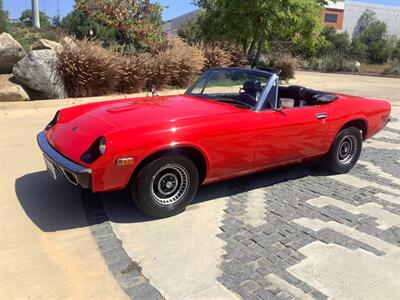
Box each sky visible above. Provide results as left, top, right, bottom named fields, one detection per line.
left=3, top=0, right=399, bottom=21
left=3, top=0, right=198, bottom=21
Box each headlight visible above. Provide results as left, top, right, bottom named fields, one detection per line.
left=45, top=111, right=60, bottom=130
left=80, top=136, right=107, bottom=164
left=99, top=137, right=106, bottom=155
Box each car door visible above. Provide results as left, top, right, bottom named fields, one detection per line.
left=254, top=105, right=329, bottom=168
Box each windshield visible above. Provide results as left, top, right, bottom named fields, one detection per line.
left=185, top=68, right=273, bottom=110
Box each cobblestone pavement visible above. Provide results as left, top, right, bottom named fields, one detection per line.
left=94, top=106, right=400, bottom=300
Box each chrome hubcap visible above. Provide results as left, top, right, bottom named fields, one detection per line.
left=151, top=164, right=190, bottom=206
left=337, top=135, right=357, bottom=164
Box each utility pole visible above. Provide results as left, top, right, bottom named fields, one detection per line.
left=31, top=0, right=40, bottom=28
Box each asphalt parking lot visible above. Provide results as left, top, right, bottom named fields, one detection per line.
left=1, top=71, right=399, bottom=299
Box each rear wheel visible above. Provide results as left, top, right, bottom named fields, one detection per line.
left=130, top=155, right=199, bottom=218
left=323, top=126, right=362, bottom=173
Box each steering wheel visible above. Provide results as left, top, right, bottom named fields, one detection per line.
left=240, top=92, right=258, bottom=106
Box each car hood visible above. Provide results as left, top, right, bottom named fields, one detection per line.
left=46, top=95, right=238, bottom=163
left=82, top=94, right=236, bottom=128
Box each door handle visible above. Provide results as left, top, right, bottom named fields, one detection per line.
left=316, top=113, right=327, bottom=120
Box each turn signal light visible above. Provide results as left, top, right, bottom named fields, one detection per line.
left=117, top=158, right=134, bottom=166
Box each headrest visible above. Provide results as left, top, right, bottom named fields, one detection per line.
left=243, top=80, right=263, bottom=93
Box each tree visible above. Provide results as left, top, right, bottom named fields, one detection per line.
left=359, top=20, right=389, bottom=63
left=19, top=9, right=52, bottom=28
left=76, top=0, right=163, bottom=49
left=349, top=37, right=367, bottom=60
left=177, top=21, right=202, bottom=44
left=195, top=0, right=323, bottom=64
left=0, top=0, right=10, bottom=33
left=61, top=9, right=117, bottom=41
left=318, top=26, right=351, bottom=56
left=353, top=9, right=376, bottom=38
left=391, top=39, right=400, bottom=61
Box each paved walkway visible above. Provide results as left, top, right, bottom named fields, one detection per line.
left=1, top=71, right=399, bottom=299
left=0, top=110, right=128, bottom=299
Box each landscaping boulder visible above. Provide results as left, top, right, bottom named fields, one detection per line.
left=12, top=49, right=67, bottom=99
left=0, top=74, right=30, bottom=101
left=31, top=39, right=60, bottom=51
left=352, top=61, right=361, bottom=73
left=0, top=33, right=25, bottom=74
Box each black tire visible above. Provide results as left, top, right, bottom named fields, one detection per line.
left=130, top=155, right=199, bottom=218
left=323, top=126, right=362, bottom=174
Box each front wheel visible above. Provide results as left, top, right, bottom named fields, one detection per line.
left=323, top=126, right=362, bottom=174
left=130, top=155, right=199, bottom=218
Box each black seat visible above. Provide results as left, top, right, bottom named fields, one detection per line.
left=278, top=85, right=307, bottom=107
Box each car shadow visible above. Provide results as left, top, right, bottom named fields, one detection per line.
left=16, top=162, right=330, bottom=230
left=103, top=161, right=329, bottom=224
left=15, top=171, right=88, bottom=232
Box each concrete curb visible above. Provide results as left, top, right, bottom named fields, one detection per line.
left=0, top=89, right=186, bottom=111
left=82, top=190, right=164, bottom=300
left=298, top=68, right=400, bottom=79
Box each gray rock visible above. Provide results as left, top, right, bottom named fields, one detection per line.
left=31, top=39, right=61, bottom=51
left=0, top=74, right=30, bottom=101
left=12, top=49, right=67, bottom=99
left=0, top=33, right=25, bottom=74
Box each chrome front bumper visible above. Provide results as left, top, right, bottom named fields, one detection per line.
left=37, top=132, right=92, bottom=189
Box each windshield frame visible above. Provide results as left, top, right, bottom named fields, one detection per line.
left=185, top=67, right=279, bottom=112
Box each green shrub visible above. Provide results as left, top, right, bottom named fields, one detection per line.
left=10, top=26, right=43, bottom=50
left=315, top=53, right=353, bottom=72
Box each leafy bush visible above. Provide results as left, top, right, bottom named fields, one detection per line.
left=57, top=39, right=122, bottom=97
left=273, top=58, right=297, bottom=79
left=383, top=61, right=400, bottom=76
left=258, top=49, right=297, bottom=79
left=10, top=25, right=61, bottom=50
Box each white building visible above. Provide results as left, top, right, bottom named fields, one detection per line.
left=343, top=1, right=400, bottom=38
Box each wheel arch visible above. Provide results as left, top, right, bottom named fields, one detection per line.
left=338, top=117, right=368, bottom=140
left=130, top=145, right=210, bottom=185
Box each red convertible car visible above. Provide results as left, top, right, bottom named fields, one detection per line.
left=38, top=68, right=391, bottom=217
